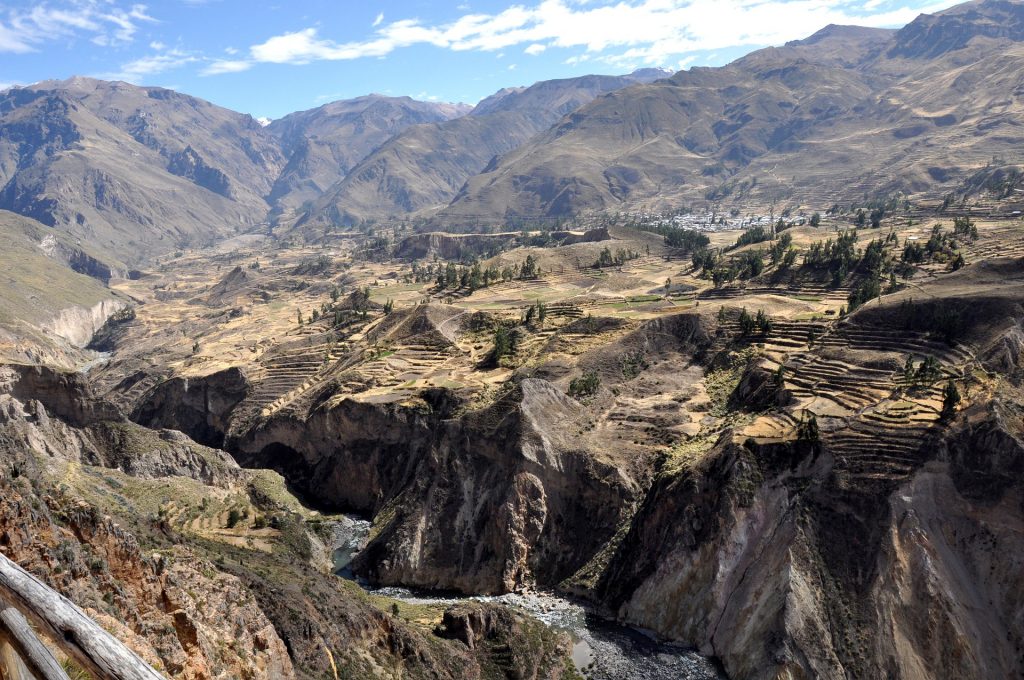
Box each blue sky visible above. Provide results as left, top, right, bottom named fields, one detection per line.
left=0, top=0, right=958, bottom=120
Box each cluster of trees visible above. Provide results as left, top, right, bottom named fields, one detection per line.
left=432, top=254, right=540, bottom=292
left=803, top=229, right=859, bottom=286
left=900, top=220, right=974, bottom=273
left=797, top=410, right=820, bottom=443
left=903, top=355, right=942, bottom=387
left=523, top=300, right=547, bottom=325
left=299, top=286, right=376, bottom=327
left=663, top=227, right=711, bottom=252
left=492, top=324, right=516, bottom=364
left=941, top=379, right=961, bottom=420
left=953, top=216, right=979, bottom=241
left=769, top=232, right=797, bottom=269
left=737, top=307, right=773, bottom=337
left=729, top=224, right=773, bottom=250
left=854, top=207, right=886, bottom=228
left=594, top=246, right=642, bottom=269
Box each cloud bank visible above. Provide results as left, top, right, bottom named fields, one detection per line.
left=203, top=0, right=951, bottom=75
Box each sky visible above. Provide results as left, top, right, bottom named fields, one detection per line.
left=0, top=0, right=960, bottom=120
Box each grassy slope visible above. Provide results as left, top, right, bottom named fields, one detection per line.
left=0, top=210, right=115, bottom=332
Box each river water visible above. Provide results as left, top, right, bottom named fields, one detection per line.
left=331, top=516, right=725, bottom=680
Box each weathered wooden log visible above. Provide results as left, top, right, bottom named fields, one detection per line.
left=0, top=604, right=69, bottom=680
left=0, top=553, right=164, bottom=680
left=0, top=630, right=33, bottom=680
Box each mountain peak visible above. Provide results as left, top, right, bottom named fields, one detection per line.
left=787, top=24, right=894, bottom=47
left=890, top=0, right=1024, bottom=59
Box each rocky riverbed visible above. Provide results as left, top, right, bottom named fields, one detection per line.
left=332, top=515, right=725, bottom=680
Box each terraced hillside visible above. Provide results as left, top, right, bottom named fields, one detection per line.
left=71, top=198, right=1024, bottom=679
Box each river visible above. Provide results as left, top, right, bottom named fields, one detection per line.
left=331, top=516, right=725, bottom=680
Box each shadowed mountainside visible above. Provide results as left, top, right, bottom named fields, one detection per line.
left=299, top=69, right=672, bottom=227
left=267, top=95, right=470, bottom=212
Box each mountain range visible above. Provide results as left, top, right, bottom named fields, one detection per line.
left=0, top=0, right=1022, bottom=267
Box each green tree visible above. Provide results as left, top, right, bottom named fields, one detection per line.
left=568, top=371, right=601, bottom=399
left=941, top=379, right=961, bottom=420
left=521, top=254, right=538, bottom=279
left=493, top=326, right=514, bottom=363
left=797, top=411, right=820, bottom=443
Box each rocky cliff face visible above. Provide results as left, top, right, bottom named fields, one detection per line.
left=43, top=298, right=126, bottom=347
left=133, top=367, right=251, bottom=449
left=591, top=399, right=1024, bottom=680
left=0, top=362, right=581, bottom=679
left=227, top=378, right=637, bottom=594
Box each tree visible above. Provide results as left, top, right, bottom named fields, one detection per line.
left=296, top=309, right=303, bottom=325
left=226, top=509, right=243, bottom=529
left=797, top=411, right=820, bottom=443
left=809, top=212, right=821, bottom=228
left=521, top=254, right=538, bottom=279
left=493, top=326, right=514, bottom=363
left=953, top=216, right=978, bottom=241
left=537, top=301, right=547, bottom=324
left=738, top=307, right=756, bottom=336
left=941, top=379, right=961, bottom=420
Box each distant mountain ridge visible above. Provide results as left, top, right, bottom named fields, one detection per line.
left=298, top=68, right=672, bottom=227
left=442, top=0, right=1024, bottom=221
left=0, top=77, right=284, bottom=265
left=267, top=95, right=470, bottom=211
left=1, top=0, right=1023, bottom=259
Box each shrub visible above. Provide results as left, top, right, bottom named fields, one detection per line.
left=568, top=371, right=601, bottom=399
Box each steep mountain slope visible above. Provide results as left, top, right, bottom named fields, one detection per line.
left=444, top=0, right=1024, bottom=220
left=301, top=69, right=671, bottom=227
left=267, top=95, right=470, bottom=212
left=0, top=77, right=285, bottom=264
left=0, top=210, right=124, bottom=364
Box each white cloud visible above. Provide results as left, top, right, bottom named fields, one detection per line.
left=0, top=1, right=155, bottom=53
left=508, top=63, right=517, bottom=70
left=107, top=48, right=198, bottom=82
left=373, top=12, right=384, bottom=27
left=204, top=0, right=957, bottom=75
left=201, top=59, right=253, bottom=76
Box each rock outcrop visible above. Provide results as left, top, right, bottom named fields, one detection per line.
left=231, top=378, right=638, bottom=594
left=591, top=402, right=1024, bottom=680
left=0, top=361, right=582, bottom=679
left=44, top=298, right=127, bottom=347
